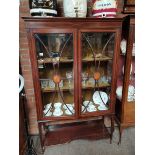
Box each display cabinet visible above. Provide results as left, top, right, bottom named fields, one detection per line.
left=115, top=15, right=135, bottom=143
left=123, top=0, right=135, bottom=14
left=23, top=16, right=128, bottom=149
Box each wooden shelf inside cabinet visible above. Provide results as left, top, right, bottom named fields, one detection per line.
left=41, top=82, right=110, bottom=93
left=38, top=56, right=113, bottom=65
left=120, top=53, right=135, bottom=57
left=82, top=56, right=113, bottom=62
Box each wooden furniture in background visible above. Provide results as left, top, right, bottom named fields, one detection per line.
left=123, top=0, right=135, bottom=13
left=23, top=16, right=129, bottom=150
left=115, top=0, right=135, bottom=142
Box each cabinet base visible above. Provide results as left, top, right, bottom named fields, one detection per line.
left=44, top=119, right=110, bottom=146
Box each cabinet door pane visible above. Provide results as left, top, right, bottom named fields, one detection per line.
left=80, top=32, right=115, bottom=114
left=35, top=33, right=75, bottom=118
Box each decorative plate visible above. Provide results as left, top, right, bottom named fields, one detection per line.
left=98, top=105, right=108, bottom=111
left=93, top=91, right=108, bottom=105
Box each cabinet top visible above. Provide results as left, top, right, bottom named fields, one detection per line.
left=22, top=15, right=128, bottom=23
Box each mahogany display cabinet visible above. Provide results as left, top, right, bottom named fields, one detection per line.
left=23, top=15, right=129, bottom=150
left=115, top=14, right=135, bottom=143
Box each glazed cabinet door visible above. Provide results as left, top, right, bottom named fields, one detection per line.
left=78, top=30, right=119, bottom=117
left=30, top=29, right=78, bottom=121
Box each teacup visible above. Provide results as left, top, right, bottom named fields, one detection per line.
left=54, top=102, right=62, bottom=108
left=44, top=111, right=52, bottom=116
left=44, top=103, right=52, bottom=110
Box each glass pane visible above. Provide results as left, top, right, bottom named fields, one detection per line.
left=80, top=32, right=115, bottom=114
left=35, top=33, right=75, bottom=117
left=127, top=28, right=135, bottom=102
left=116, top=27, right=135, bottom=103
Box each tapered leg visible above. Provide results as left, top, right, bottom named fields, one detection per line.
left=118, top=125, right=123, bottom=145
left=110, top=115, right=114, bottom=143
left=38, top=123, right=45, bottom=153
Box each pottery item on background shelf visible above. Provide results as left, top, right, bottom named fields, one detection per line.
left=29, top=0, right=57, bottom=17
left=122, top=63, right=133, bottom=75
left=120, top=39, right=127, bottom=54
left=92, top=0, right=117, bottom=18
left=93, top=91, right=109, bottom=105
left=63, top=0, right=87, bottom=17
left=116, top=85, right=135, bottom=101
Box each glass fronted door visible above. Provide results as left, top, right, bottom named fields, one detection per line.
left=34, top=32, right=76, bottom=118
left=79, top=31, right=116, bottom=115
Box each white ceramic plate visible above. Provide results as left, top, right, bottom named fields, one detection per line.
left=98, top=105, right=108, bottom=111
left=93, top=91, right=108, bottom=105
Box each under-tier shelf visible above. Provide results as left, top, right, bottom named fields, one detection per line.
left=41, top=82, right=110, bottom=93
left=38, top=56, right=112, bottom=64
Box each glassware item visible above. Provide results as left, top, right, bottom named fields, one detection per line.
left=49, top=80, right=55, bottom=88
left=40, top=79, right=49, bottom=88
left=66, top=71, right=73, bottom=86
left=82, top=72, right=89, bottom=86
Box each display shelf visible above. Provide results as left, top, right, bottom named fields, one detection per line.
left=38, top=56, right=112, bottom=65
left=41, top=82, right=110, bottom=93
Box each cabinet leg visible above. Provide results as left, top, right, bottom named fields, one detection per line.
left=118, top=126, right=123, bottom=145
left=110, top=115, right=114, bottom=144
left=38, top=123, right=45, bottom=153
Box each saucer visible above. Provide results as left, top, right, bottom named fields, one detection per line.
left=98, top=105, right=108, bottom=111
left=63, top=104, right=74, bottom=110
left=87, top=105, right=97, bottom=112
left=65, top=109, right=75, bottom=115
left=83, top=101, right=93, bottom=106
left=93, top=91, right=108, bottom=105
left=44, top=111, right=52, bottom=116
left=81, top=106, right=86, bottom=113
left=53, top=110, right=63, bottom=116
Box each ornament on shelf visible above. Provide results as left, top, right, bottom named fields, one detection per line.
left=92, top=0, right=117, bottom=18
left=120, top=39, right=127, bottom=54
left=29, top=0, right=57, bottom=17
left=63, top=0, right=87, bottom=17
